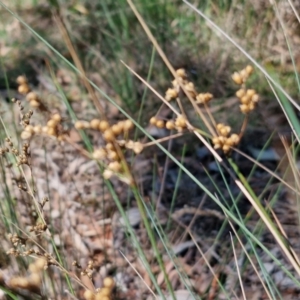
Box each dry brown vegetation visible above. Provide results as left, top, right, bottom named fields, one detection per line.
left=1, top=1, right=300, bottom=300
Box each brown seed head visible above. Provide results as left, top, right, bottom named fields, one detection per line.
left=83, top=289, right=95, bottom=300
left=52, top=113, right=62, bottom=123
left=175, top=115, right=187, bottom=128
left=16, top=75, right=27, bottom=85
left=240, top=95, right=251, bottom=105
left=103, top=129, right=115, bottom=142
left=165, top=88, right=178, bottom=101
left=90, top=119, right=101, bottom=130
left=26, top=92, right=38, bottom=102
left=108, top=161, right=121, bottom=172
left=47, top=119, right=57, bottom=128
left=107, top=150, right=118, bottom=161
left=149, top=117, right=157, bottom=125
left=47, top=127, right=57, bottom=136
left=245, top=65, right=253, bottom=75
left=176, top=68, right=187, bottom=78
left=99, top=120, right=110, bottom=132
left=93, top=148, right=107, bottom=160
left=18, top=84, right=30, bottom=95
left=30, top=100, right=40, bottom=108
left=111, top=124, right=123, bottom=136
left=21, top=131, right=32, bottom=140
left=236, top=89, right=245, bottom=98
left=123, top=119, right=134, bottom=131
left=251, top=94, right=259, bottom=103
left=232, top=72, right=243, bottom=85
left=103, top=276, right=114, bottom=289
left=132, top=142, right=144, bottom=154
left=155, top=120, right=165, bottom=128
left=166, top=120, right=175, bottom=130
left=103, top=169, right=113, bottom=179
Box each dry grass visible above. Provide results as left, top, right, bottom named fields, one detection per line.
left=1, top=1, right=300, bottom=300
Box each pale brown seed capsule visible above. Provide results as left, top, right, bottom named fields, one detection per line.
left=26, top=92, right=38, bottom=102
left=222, top=144, right=231, bottom=153
left=184, top=82, right=196, bottom=94
left=28, top=263, right=39, bottom=274
left=240, top=95, right=251, bottom=105
left=111, top=124, right=123, bottom=136
left=21, top=131, right=32, bottom=140
left=165, top=88, right=178, bottom=101
left=103, top=276, right=115, bottom=288
left=95, top=295, right=109, bottom=300
left=107, top=150, right=118, bottom=161
left=240, top=69, right=248, bottom=80
left=28, top=273, right=41, bottom=287
left=236, top=89, right=246, bottom=98
left=126, top=140, right=134, bottom=149
left=83, top=289, right=95, bottom=300
left=100, top=287, right=111, bottom=296
left=245, top=65, right=253, bottom=75
left=74, top=121, right=84, bottom=129
left=246, top=89, right=256, bottom=98
left=166, top=120, right=175, bottom=130
left=216, top=123, right=224, bottom=131
left=103, top=169, right=113, bottom=180
left=9, top=277, right=29, bottom=289
left=219, top=126, right=231, bottom=137
left=93, top=148, right=106, bottom=160
left=106, top=143, right=114, bottom=150
left=240, top=104, right=250, bottom=114
left=175, top=115, right=187, bottom=128
left=52, top=113, right=62, bottom=123
left=249, top=102, right=255, bottom=110
left=90, top=119, right=101, bottom=130
left=81, top=121, right=90, bottom=129
left=30, top=100, right=40, bottom=107
left=47, top=127, right=57, bottom=136
left=33, top=125, right=42, bottom=134
left=103, top=129, right=115, bottom=141
left=123, top=119, right=134, bottom=131
left=176, top=68, right=187, bottom=78
left=25, top=125, right=34, bottom=133
left=98, top=120, right=110, bottom=132
left=133, top=142, right=144, bottom=154
left=230, top=134, right=240, bottom=144
left=149, top=117, right=157, bottom=125
left=35, top=258, right=46, bottom=272
left=16, top=75, right=27, bottom=85
left=155, top=119, right=165, bottom=128
left=18, top=84, right=30, bottom=94
left=47, top=119, right=57, bottom=128
left=251, top=94, right=259, bottom=103
left=232, top=72, right=243, bottom=85
left=108, top=161, right=121, bottom=172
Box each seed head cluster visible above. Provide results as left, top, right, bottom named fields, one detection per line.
left=236, top=88, right=259, bottom=114
left=231, top=65, right=253, bottom=85
left=16, top=76, right=47, bottom=110
left=165, top=68, right=214, bottom=104
left=16, top=75, right=31, bottom=95
left=75, top=118, right=141, bottom=180
left=1, top=137, right=31, bottom=168
left=212, top=123, right=240, bottom=154
left=83, top=276, right=115, bottom=300
left=8, top=258, right=46, bottom=293
left=21, top=113, right=65, bottom=141
left=231, top=65, right=260, bottom=114
left=150, top=114, right=188, bottom=133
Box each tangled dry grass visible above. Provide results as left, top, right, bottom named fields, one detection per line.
left=1, top=1, right=300, bottom=300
